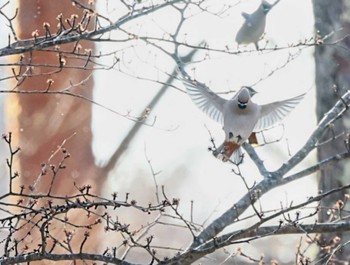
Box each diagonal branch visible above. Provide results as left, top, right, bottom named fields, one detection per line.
left=101, top=48, right=199, bottom=174
left=203, top=183, right=350, bottom=248
left=161, top=185, right=350, bottom=264
left=272, top=90, right=350, bottom=178
left=188, top=91, right=350, bottom=249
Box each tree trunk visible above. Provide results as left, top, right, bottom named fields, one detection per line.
left=5, top=0, right=102, bottom=260
left=313, top=0, right=350, bottom=262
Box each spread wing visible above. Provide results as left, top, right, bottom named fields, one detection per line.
left=180, top=77, right=227, bottom=125
left=253, top=93, right=305, bottom=132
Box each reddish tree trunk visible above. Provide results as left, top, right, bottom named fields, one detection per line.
left=5, top=0, right=103, bottom=260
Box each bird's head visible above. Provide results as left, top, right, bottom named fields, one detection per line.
left=261, top=0, right=273, bottom=14
left=245, top=86, right=258, bottom=97
left=237, top=86, right=257, bottom=109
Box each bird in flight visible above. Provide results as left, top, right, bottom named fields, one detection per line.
left=180, top=77, right=305, bottom=164
left=235, top=0, right=280, bottom=49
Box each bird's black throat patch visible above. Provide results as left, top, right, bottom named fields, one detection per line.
left=238, top=100, right=247, bottom=109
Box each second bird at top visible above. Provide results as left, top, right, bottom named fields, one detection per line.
left=235, top=0, right=280, bottom=50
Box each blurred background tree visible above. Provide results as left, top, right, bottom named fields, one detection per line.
left=313, top=0, right=350, bottom=262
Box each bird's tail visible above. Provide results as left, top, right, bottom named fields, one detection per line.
left=213, top=142, right=244, bottom=164
left=232, top=148, right=244, bottom=165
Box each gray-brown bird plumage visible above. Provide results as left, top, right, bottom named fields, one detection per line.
left=235, top=0, right=280, bottom=49
left=181, top=77, right=305, bottom=164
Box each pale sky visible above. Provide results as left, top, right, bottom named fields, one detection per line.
left=92, top=0, right=317, bottom=261
left=0, top=0, right=317, bottom=262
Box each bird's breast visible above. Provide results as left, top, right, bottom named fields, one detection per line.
left=223, top=105, right=260, bottom=143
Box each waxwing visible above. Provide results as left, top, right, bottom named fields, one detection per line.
left=181, top=77, right=305, bottom=164
left=235, top=0, right=280, bottom=49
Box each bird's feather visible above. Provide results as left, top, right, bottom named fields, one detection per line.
left=213, top=141, right=243, bottom=164
left=253, top=93, right=305, bottom=132
left=241, top=12, right=251, bottom=20
left=180, top=77, right=227, bottom=124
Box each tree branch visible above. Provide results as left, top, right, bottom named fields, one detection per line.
left=102, top=48, right=199, bottom=174
left=188, top=91, right=350, bottom=249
